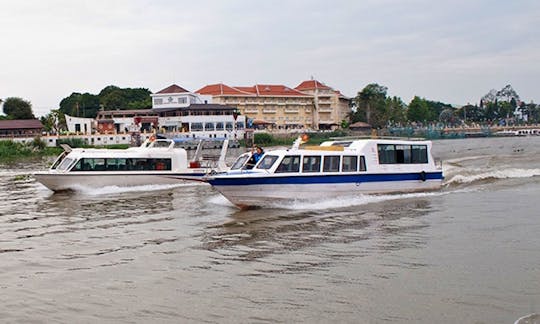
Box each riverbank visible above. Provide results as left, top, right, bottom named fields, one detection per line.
left=0, top=140, right=61, bottom=164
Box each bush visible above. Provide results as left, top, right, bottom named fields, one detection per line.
left=254, top=133, right=274, bottom=145
left=31, top=137, right=46, bottom=150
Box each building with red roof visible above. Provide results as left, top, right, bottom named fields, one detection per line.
left=197, top=79, right=350, bottom=130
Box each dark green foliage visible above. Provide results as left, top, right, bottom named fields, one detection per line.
left=254, top=133, right=274, bottom=145
left=58, top=86, right=151, bottom=118
left=352, top=83, right=388, bottom=128
left=407, top=96, right=431, bottom=122
left=2, top=97, right=35, bottom=119
left=59, top=92, right=100, bottom=118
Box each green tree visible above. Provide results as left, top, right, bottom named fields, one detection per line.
left=40, top=109, right=66, bottom=133
left=456, top=104, right=484, bottom=123
left=385, top=96, right=407, bottom=124
left=98, top=85, right=151, bottom=110
left=2, top=97, right=35, bottom=119
left=407, top=96, right=430, bottom=122
left=352, top=83, right=388, bottom=128
left=59, top=92, right=100, bottom=118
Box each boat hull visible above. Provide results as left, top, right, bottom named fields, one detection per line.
left=208, top=172, right=444, bottom=208
left=34, top=171, right=206, bottom=191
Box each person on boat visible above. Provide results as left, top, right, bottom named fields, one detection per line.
left=245, top=145, right=264, bottom=169
left=252, top=145, right=264, bottom=163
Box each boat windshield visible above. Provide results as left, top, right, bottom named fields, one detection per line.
left=57, top=157, right=75, bottom=171
left=50, top=151, right=68, bottom=170
left=256, top=155, right=279, bottom=170
left=230, top=154, right=251, bottom=170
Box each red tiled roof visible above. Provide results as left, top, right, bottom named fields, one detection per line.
left=235, top=86, right=257, bottom=94
left=295, top=80, right=332, bottom=91
left=155, top=84, right=190, bottom=94
left=253, top=84, right=309, bottom=97
left=198, top=83, right=308, bottom=97
left=196, top=83, right=255, bottom=96
left=0, top=119, right=44, bottom=130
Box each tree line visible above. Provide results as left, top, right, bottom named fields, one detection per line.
left=351, top=83, right=540, bottom=128
left=1, top=85, right=152, bottom=132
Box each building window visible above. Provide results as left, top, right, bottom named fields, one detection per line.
left=178, top=97, right=187, bottom=104
left=154, top=98, right=163, bottom=105
left=205, top=122, right=215, bottom=131
left=191, top=123, right=203, bottom=132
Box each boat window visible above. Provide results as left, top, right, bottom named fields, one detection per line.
left=331, top=141, right=352, bottom=147
left=50, top=151, right=69, bottom=169
left=151, top=140, right=171, bottom=148
left=257, top=155, right=279, bottom=170
left=411, top=145, right=428, bottom=163
left=57, top=157, right=75, bottom=171
left=276, top=155, right=301, bottom=173
left=302, top=156, right=321, bottom=172
left=342, top=156, right=358, bottom=172
left=69, top=158, right=172, bottom=171
left=378, top=144, right=396, bottom=164
left=378, top=144, right=428, bottom=164
left=225, top=122, right=234, bottom=131
left=359, top=156, right=366, bottom=171
left=230, top=154, right=251, bottom=170
left=106, top=158, right=126, bottom=171
left=323, top=156, right=340, bottom=172
left=216, top=122, right=224, bottom=130
left=93, top=158, right=106, bottom=171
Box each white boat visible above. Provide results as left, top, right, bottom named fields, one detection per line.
left=206, top=137, right=444, bottom=209
left=34, top=138, right=228, bottom=191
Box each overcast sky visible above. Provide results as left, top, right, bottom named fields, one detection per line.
left=1, top=0, right=538, bottom=117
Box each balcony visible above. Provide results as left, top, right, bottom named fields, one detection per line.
left=318, top=107, right=334, bottom=112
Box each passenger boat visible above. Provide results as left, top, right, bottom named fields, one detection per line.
left=206, top=136, right=444, bottom=209
left=34, top=138, right=228, bottom=191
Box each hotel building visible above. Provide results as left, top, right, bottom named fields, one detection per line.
left=197, top=79, right=350, bottom=131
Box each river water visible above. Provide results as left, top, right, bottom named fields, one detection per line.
left=1, top=136, right=539, bottom=323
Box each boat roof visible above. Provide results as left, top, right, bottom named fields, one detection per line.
left=260, top=137, right=432, bottom=156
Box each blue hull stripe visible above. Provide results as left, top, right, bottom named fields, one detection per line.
left=208, top=171, right=444, bottom=186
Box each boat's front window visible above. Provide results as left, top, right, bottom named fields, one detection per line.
left=57, top=158, right=75, bottom=171
left=230, top=154, right=251, bottom=170
left=50, top=151, right=68, bottom=169
left=257, top=155, right=279, bottom=170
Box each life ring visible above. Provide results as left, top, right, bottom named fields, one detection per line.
left=149, top=135, right=156, bottom=142
left=419, top=171, right=426, bottom=182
